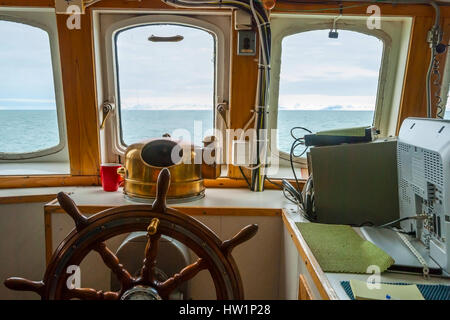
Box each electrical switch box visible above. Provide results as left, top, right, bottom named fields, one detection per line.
left=237, top=30, right=256, bottom=56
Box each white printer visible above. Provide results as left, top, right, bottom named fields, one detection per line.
left=397, top=118, right=450, bottom=274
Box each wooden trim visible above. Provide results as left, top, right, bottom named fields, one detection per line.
left=0, top=194, right=57, bottom=205
left=0, top=0, right=54, bottom=7
left=205, top=178, right=256, bottom=189
left=282, top=210, right=338, bottom=300
left=56, top=9, right=101, bottom=177
left=205, top=177, right=305, bottom=189
left=44, top=209, right=53, bottom=265
left=0, top=175, right=302, bottom=192
left=434, top=17, right=450, bottom=118
left=274, top=1, right=440, bottom=17
left=227, top=12, right=259, bottom=179
left=91, top=0, right=176, bottom=10
left=0, top=0, right=441, bottom=18
left=0, top=175, right=100, bottom=189
left=44, top=202, right=282, bottom=215
left=396, top=16, right=435, bottom=133
left=298, top=274, right=313, bottom=300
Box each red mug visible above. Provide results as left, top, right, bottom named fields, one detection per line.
left=100, top=163, right=123, bottom=192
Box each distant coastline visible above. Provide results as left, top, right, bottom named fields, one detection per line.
left=0, top=106, right=375, bottom=111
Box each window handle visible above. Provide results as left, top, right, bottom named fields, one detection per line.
left=100, top=102, right=115, bottom=130
left=148, top=35, right=184, bottom=42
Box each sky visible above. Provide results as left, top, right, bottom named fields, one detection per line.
left=0, top=20, right=57, bottom=110
left=278, top=29, right=383, bottom=111
left=116, top=24, right=215, bottom=110
left=0, top=20, right=449, bottom=118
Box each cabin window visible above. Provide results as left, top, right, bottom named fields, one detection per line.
left=268, top=14, right=412, bottom=172
left=276, top=30, right=383, bottom=154
left=444, top=92, right=450, bottom=119
left=115, top=24, right=215, bottom=146
left=95, top=13, right=230, bottom=161
left=0, top=19, right=63, bottom=159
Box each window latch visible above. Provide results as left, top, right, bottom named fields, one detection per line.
left=100, top=101, right=115, bottom=130
left=217, top=101, right=229, bottom=129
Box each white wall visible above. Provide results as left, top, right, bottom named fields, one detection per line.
left=0, top=202, right=47, bottom=300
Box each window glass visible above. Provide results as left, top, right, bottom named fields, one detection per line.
left=444, top=99, right=450, bottom=119
left=115, top=24, right=215, bottom=146
left=277, top=30, right=383, bottom=153
left=0, top=20, right=59, bottom=154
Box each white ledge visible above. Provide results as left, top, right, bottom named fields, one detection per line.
left=0, top=162, right=70, bottom=176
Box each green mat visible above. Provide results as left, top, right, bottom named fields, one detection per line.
left=296, top=223, right=395, bottom=274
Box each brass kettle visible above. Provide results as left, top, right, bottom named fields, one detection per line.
left=118, top=136, right=220, bottom=203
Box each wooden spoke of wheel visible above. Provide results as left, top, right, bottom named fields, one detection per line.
left=94, top=242, right=133, bottom=292
left=157, top=258, right=207, bottom=299
left=139, top=232, right=161, bottom=285
left=4, top=278, right=45, bottom=297
left=64, top=288, right=119, bottom=300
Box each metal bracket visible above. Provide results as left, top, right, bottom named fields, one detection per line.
left=100, top=101, right=115, bottom=130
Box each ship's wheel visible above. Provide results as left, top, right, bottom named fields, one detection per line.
left=4, top=168, right=258, bottom=300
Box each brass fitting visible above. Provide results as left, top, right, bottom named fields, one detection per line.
left=147, top=218, right=160, bottom=236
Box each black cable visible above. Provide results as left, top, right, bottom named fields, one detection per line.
left=377, top=215, right=427, bottom=229
left=290, top=126, right=312, bottom=138
left=282, top=126, right=317, bottom=220
left=265, top=176, right=283, bottom=189
left=288, top=127, right=311, bottom=192
left=238, top=166, right=251, bottom=189
left=358, top=221, right=375, bottom=227
left=289, top=139, right=308, bottom=192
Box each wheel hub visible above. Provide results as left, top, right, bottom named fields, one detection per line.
left=121, top=286, right=162, bottom=300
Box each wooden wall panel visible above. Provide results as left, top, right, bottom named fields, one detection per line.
left=0, top=0, right=53, bottom=7
left=56, top=10, right=101, bottom=176
left=397, top=16, right=434, bottom=131
left=92, top=0, right=171, bottom=10
left=275, top=1, right=436, bottom=17
left=228, top=19, right=259, bottom=179
left=431, top=17, right=450, bottom=119
left=395, top=15, right=450, bottom=131
left=0, top=175, right=99, bottom=189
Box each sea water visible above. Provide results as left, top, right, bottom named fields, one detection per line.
left=0, top=109, right=400, bottom=154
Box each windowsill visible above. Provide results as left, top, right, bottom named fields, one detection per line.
left=267, top=166, right=309, bottom=180
left=0, top=162, right=70, bottom=176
